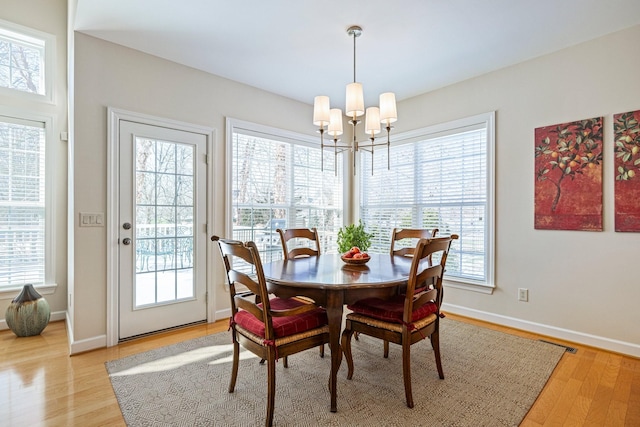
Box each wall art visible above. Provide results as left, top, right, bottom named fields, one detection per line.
left=534, top=117, right=603, bottom=231
left=614, top=109, right=640, bottom=232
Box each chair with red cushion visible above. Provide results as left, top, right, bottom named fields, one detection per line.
left=276, top=227, right=325, bottom=358
left=341, top=234, right=458, bottom=408
left=366, top=227, right=438, bottom=356
left=212, top=236, right=330, bottom=427
left=276, top=227, right=321, bottom=260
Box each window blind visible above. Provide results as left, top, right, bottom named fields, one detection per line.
left=230, top=124, right=343, bottom=268
left=360, top=123, right=491, bottom=285
left=0, top=116, right=46, bottom=288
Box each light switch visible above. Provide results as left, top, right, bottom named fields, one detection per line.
left=79, top=212, right=105, bottom=227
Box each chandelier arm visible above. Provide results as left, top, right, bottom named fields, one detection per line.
left=387, top=124, right=391, bottom=170
left=320, top=128, right=325, bottom=172
left=334, top=138, right=338, bottom=177
left=353, top=119, right=358, bottom=175
left=370, top=137, right=375, bottom=176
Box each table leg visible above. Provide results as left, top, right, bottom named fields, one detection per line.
left=326, top=291, right=343, bottom=412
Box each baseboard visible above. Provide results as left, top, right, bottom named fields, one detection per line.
left=0, top=310, right=67, bottom=331
left=63, top=308, right=226, bottom=355
left=442, top=303, right=640, bottom=358
left=68, top=332, right=107, bottom=355
left=64, top=311, right=107, bottom=355
left=215, top=307, right=231, bottom=322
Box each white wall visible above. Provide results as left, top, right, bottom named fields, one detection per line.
left=399, top=25, right=640, bottom=355
left=0, top=0, right=68, bottom=324
left=7, top=1, right=637, bottom=356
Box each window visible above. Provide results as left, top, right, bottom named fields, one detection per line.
left=228, top=119, right=344, bottom=266
left=359, top=112, right=495, bottom=290
left=0, top=19, right=53, bottom=101
left=0, top=114, right=52, bottom=290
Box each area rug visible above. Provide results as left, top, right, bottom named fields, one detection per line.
left=106, top=318, right=565, bottom=426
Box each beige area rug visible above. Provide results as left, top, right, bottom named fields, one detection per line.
left=106, top=318, right=565, bottom=426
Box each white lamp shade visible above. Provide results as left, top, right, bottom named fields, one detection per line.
left=328, top=108, right=343, bottom=136
left=365, top=107, right=381, bottom=135
left=345, top=82, right=364, bottom=117
left=379, top=92, right=397, bottom=124
left=313, top=95, right=331, bottom=127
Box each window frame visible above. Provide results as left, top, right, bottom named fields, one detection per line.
left=0, top=106, right=57, bottom=297
left=357, top=112, right=495, bottom=293
left=0, top=18, right=55, bottom=104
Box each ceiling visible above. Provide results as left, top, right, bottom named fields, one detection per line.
left=74, top=0, right=640, bottom=109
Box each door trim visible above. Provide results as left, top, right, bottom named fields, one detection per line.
left=107, top=107, right=216, bottom=346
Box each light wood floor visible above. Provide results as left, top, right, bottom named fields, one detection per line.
left=1, top=314, right=638, bottom=426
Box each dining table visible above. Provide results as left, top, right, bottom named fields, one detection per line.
left=262, top=253, right=413, bottom=412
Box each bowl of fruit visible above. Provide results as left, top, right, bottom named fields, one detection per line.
left=341, top=247, right=371, bottom=264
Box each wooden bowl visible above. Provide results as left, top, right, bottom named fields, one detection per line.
left=341, top=254, right=371, bottom=264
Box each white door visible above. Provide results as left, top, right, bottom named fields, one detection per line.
left=118, top=120, right=208, bottom=339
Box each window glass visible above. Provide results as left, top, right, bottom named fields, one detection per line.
left=230, top=122, right=344, bottom=267
left=360, top=113, right=494, bottom=287
left=0, top=116, right=47, bottom=287
left=0, top=24, right=46, bottom=96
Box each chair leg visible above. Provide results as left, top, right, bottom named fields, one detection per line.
left=431, top=328, right=445, bottom=379
left=266, top=352, right=276, bottom=427
left=402, top=337, right=414, bottom=408
left=319, top=344, right=325, bottom=358
left=383, top=340, right=390, bottom=358
left=341, top=326, right=355, bottom=380
left=229, top=339, right=240, bottom=393
left=283, top=356, right=288, bottom=368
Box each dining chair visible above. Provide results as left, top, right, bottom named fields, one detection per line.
left=389, top=227, right=439, bottom=257
left=366, top=227, right=439, bottom=356
left=211, top=235, right=330, bottom=427
left=276, top=227, right=321, bottom=260
left=276, top=227, right=325, bottom=358
left=341, top=234, right=458, bottom=408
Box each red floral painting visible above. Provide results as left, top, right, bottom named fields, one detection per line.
left=614, top=110, right=640, bottom=232
left=534, top=117, right=603, bottom=231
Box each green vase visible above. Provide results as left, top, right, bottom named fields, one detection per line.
left=5, top=284, right=51, bottom=337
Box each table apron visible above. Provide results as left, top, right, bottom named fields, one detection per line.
left=266, top=283, right=400, bottom=307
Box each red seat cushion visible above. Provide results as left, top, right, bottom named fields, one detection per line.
left=347, top=295, right=437, bottom=324
left=234, top=297, right=327, bottom=338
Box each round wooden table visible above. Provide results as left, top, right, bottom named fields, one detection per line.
left=262, top=253, right=413, bottom=412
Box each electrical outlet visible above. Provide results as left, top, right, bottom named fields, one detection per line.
left=518, top=288, right=528, bottom=302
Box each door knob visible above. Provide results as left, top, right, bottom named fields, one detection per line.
left=123, top=222, right=132, bottom=230
left=122, top=238, right=132, bottom=245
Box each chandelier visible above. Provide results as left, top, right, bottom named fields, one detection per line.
left=313, top=25, right=397, bottom=175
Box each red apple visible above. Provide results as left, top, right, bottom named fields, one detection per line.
left=343, top=252, right=354, bottom=259
left=350, top=246, right=361, bottom=254
left=353, top=253, right=364, bottom=259
left=361, top=252, right=369, bottom=258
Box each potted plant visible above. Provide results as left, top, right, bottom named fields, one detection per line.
left=336, top=220, right=374, bottom=253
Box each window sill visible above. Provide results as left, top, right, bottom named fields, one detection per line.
left=0, top=283, right=58, bottom=300
left=444, top=278, right=495, bottom=294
